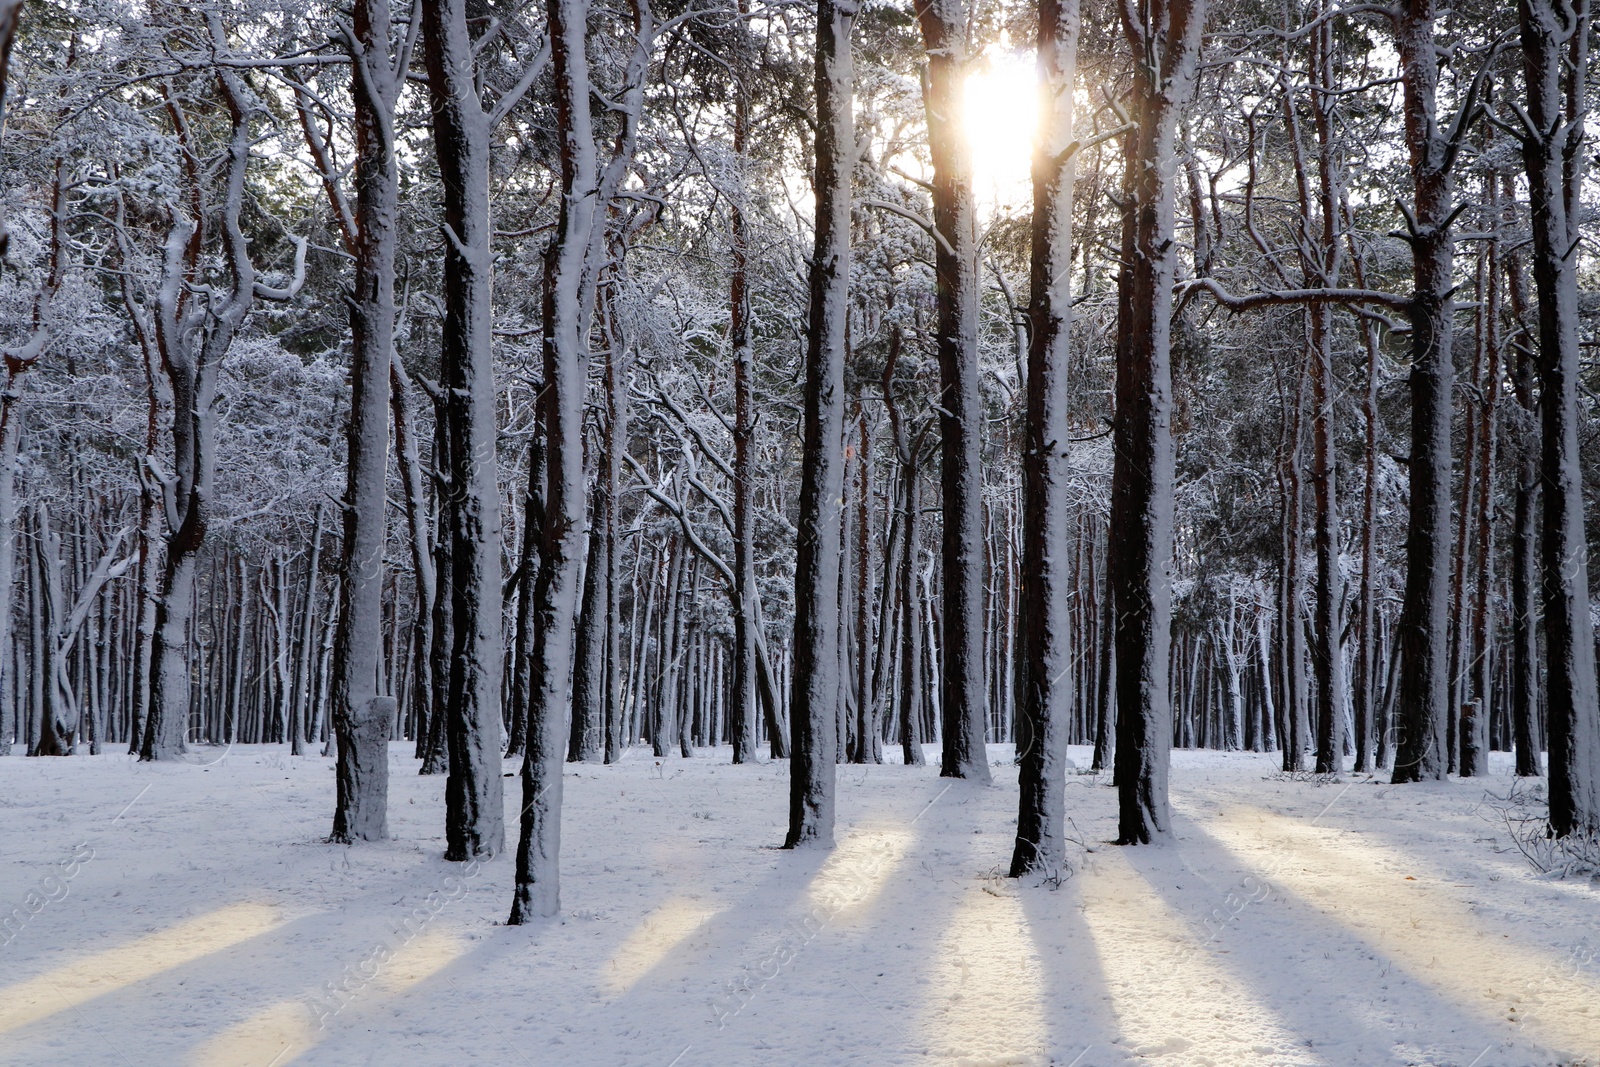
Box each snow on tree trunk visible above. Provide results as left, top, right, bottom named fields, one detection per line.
left=1109, top=0, right=1205, bottom=844
left=1461, top=169, right=1503, bottom=779
left=1011, top=0, right=1078, bottom=878
left=729, top=0, right=760, bottom=767
left=421, top=0, right=506, bottom=858
left=915, top=0, right=990, bottom=784
left=1504, top=225, right=1543, bottom=779
left=569, top=493, right=607, bottom=764
left=508, top=430, right=545, bottom=760
left=1275, top=353, right=1309, bottom=772
left=1518, top=0, right=1600, bottom=836
left=1352, top=313, right=1382, bottom=773
left=1091, top=579, right=1114, bottom=770
left=342, top=696, right=394, bottom=841
left=785, top=0, right=855, bottom=849
left=421, top=387, right=453, bottom=776
left=508, top=0, right=603, bottom=920
left=1302, top=13, right=1346, bottom=775
left=1389, top=0, right=1457, bottom=785
left=603, top=332, right=628, bottom=764
left=330, top=0, right=404, bottom=843
left=390, top=357, right=437, bottom=762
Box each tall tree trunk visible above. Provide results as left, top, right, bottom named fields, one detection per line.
left=422, top=0, right=506, bottom=857
left=330, top=0, right=406, bottom=842
left=1462, top=182, right=1502, bottom=779
left=915, top=0, right=991, bottom=784
left=785, top=0, right=854, bottom=849
left=509, top=0, right=605, bottom=919
left=1504, top=190, right=1543, bottom=779
left=1518, top=0, right=1600, bottom=835
left=729, top=3, right=760, bottom=765
left=1110, top=0, right=1206, bottom=843
left=1011, top=0, right=1078, bottom=877
left=1304, top=9, right=1345, bottom=773
left=1390, top=0, right=1461, bottom=785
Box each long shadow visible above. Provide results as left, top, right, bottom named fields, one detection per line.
left=318, top=779, right=968, bottom=1067
left=1122, top=812, right=1567, bottom=1067
left=1014, top=859, right=1125, bottom=1067
left=821, top=784, right=1020, bottom=1065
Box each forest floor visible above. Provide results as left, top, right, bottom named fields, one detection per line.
left=0, top=744, right=1595, bottom=1067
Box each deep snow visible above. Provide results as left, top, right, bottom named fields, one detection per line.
left=0, top=745, right=1595, bottom=1066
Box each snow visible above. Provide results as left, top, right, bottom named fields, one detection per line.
left=0, top=745, right=1596, bottom=1066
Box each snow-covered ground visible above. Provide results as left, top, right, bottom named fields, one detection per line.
left=0, top=744, right=1595, bottom=1066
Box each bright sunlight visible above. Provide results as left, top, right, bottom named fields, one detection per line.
left=963, top=50, right=1039, bottom=210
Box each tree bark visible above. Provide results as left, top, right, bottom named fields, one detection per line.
left=785, top=0, right=854, bottom=849
left=1110, top=0, right=1205, bottom=843
left=422, top=0, right=506, bottom=857
left=1518, top=0, right=1600, bottom=834
left=509, top=0, right=605, bottom=919
left=1011, top=0, right=1078, bottom=877
left=330, top=0, right=406, bottom=842
left=729, top=3, right=760, bottom=765
left=914, top=0, right=990, bottom=784
left=1304, top=8, right=1345, bottom=773
left=1504, top=192, right=1542, bottom=779
left=1390, top=0, right=1459, bottom=785
left=1461, top=177, right=1502, bottom=779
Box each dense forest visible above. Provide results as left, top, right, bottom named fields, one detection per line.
left=1, top=0, right=1599, bottom=916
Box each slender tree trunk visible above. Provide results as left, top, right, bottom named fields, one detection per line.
left=899, top=462, right=927, bottom=767
left=729, top=8, right=760, bottom=765
left=915, top=0, right=990, bottom=783
left=785, top=0, right=854, bottom=849
left=422, top=0, right=506, bottom=857
left=1110, top=0, right=1205, bottom=843
left=289, top=506, right=325, bottom=756
left=330, top=0, right=405, bottom=841
left=507, top=431, right=543, bottom=759
left=1505, top=195, right=1542, bottom=779
left=1519, top=0, right=1600, bottom=834
left=1462, top=182, right=1502, bottom=778
left=391, top=358, right=437, bottom=763
left=851, top=407, right=878, bottom=763
left=509, top=0, right=605, bottom=919
left=603, top=318, right=628, bottom=764
left=569, top=471, right=607, bottom=763
left=1091, top=568, right=1114, bottom=771
left=1305, top=11, right=1345, bottom=773
left=1011, top=0, right=1078, bottom=877
left=422, top=393, right=453, bottom=775
left=1390, top=0, right=1458, bottom=785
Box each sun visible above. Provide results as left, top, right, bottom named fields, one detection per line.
left=963, top=50, right=1039, bottom=211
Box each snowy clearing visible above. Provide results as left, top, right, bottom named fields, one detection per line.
left=1, top=746, right=1596, bottom=1067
